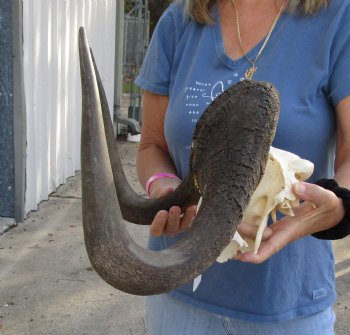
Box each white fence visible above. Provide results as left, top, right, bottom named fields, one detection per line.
left=22, top=0, right=116, bottom=214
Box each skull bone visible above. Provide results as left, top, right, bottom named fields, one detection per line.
left=216, top=147, right=314, bottom=263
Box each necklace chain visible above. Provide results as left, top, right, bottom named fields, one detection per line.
left=230, top=0, right=286, bottom=79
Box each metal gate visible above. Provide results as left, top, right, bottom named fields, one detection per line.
left=115, top=0, right=149, bottom=135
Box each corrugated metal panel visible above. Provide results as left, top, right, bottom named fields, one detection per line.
left=23, top=0, right=116, bottom=214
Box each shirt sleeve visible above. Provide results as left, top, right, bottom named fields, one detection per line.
left=328, top=4, right=350, bottom=106
left=135, top=5, right=178, bottom=95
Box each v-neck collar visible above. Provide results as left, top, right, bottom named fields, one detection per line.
left=212, top=3, right=287, bottom=72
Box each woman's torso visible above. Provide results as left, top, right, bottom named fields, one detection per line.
left=136, top=0, right=350, bottom=322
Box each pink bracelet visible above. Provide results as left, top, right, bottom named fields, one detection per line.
left=146, top=172, right=181, bottom=196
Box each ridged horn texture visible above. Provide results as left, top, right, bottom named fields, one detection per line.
left=79, top=26, right=280, bottom=296
left=89, top=44, right=200, bottom=224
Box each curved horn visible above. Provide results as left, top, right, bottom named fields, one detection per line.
left=88, top=46, right=199, bottom=224
left=79, top=27, right=280, bottom=295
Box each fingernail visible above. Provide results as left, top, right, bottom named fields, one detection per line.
left=294, top=183, right=306, bottom=194
left=158, top=210, right=168, bottom=219
left=170, top=207, right=179, bottom=214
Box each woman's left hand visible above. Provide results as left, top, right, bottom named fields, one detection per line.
left=236, top=181, right=345, bottom=264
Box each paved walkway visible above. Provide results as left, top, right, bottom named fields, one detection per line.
left=0, top=140, right=349, bottom=335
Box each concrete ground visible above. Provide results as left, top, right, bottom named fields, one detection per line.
left=0, top=139, right=349, bottom=335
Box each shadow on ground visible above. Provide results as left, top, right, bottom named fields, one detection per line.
left=0, top=139, right=349, bottom=334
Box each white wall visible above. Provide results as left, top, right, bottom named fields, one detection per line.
left=22, top=0, right=116, bottom=214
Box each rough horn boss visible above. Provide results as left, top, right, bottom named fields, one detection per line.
left=79, top=27, right=280, bottom=296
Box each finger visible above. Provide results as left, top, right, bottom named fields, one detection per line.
left=180, top=205, right=197, bottom=231
left=237, top=227, right=291, bottom=264
left=293, top=182, right=336, bottom=207
left=164, top=206, right=181, bottom=236
left=150, top=210, right=169, bottom=237
left=237, top=222, right=273, bottom=241
left=240, top=199, right=323, bottom=264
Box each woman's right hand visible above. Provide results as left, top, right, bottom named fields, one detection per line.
left=148, top=178, right=197, bottom=237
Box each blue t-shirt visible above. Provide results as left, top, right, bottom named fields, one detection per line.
left=135, top=0, right=350, bottom=322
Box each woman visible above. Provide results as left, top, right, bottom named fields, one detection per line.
left=135, top=0, right=350, bottom=334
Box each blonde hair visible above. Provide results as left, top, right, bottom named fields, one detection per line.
left=181, top=0, right=330, bottom=24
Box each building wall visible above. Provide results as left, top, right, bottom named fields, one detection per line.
left=22, top=0, right=116, bottom=214
left=0, top=1, right=15, bottom=217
